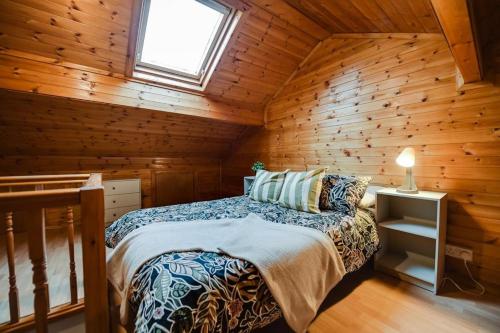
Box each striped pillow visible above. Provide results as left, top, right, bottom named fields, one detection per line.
left=249, top=169, right=289, bottom=203
left=278, top=169, right=326, bottom=213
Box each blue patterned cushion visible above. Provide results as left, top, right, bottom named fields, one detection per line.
left=319, top=175, right=371, bottom=216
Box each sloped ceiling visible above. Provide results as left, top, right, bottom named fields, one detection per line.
left=0, top=89, right=247, bottom=158
left=0, top=0, right=441, bottom=111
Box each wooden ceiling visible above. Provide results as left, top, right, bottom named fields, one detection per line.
left=0, top=0, right=442, bottom=112
left=276, top=0, right=441, bottom=34
left=0, top=90, right=247, bottom=158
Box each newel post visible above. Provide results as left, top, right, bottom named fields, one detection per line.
left=80, top=179, right=109, bottom=333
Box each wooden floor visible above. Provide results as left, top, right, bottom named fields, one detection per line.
left=310, top=272, right=500, bottom=333
left=1, top=229, right=499, bottom=332
left=0, top=228, right=84, bottom=324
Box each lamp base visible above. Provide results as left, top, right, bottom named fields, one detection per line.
left=397, top=186, right=419, bottom=194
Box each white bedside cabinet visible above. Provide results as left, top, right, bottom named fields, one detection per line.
left=375, top=188, right=447, bottom=294
left=103, top=179, right=141, bottom=225
left=243, top=176, right=255, bottom=195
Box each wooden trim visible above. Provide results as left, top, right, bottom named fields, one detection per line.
left=0, top=301, right=84, bottom=333
left=80, top=185, right=109, bottom=333
left=431, top=0, right=482, bottom=83
left=0, top=189, right=81, bottom=210
left=330, top=33, right=445, bottom=40
left=0, top=180, right=87, bottom=187
left=0, top=174, right=91, bottom=183
left=125, top=0, right=143, bottom=78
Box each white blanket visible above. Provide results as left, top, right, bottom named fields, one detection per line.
left=106, top=213, right=346, bottom=333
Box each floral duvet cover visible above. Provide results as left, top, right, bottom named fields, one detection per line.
left=105, top=196, right=379, bottom=333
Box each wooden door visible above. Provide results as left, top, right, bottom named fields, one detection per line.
left=153, top=171, right=194, bottom=206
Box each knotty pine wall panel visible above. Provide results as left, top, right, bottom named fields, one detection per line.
left=0, top=0, right=326, bottom=110
left=0, top=0, right=132, bottom=73
left=0, top=54, right=263, bottom=126
left=0, top=90, right=244, bottom=228
left=222, top=34, right=500, bottom=292
left=0, top=0, right=442, bottom=111
left=0, top=90, right=247, bottom=158
left=0, top=155, right=222, bottom=231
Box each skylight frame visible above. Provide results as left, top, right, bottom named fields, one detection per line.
left=129, top=0, right=240, bottom=91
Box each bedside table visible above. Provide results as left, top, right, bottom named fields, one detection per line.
left=103, top=179, right=141, bottom=226
left=243, top=176, right=255, bottom=195
left=375, top=188, right=447, bottom=294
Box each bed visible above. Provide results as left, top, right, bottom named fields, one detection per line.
left=105, top=195, right=379, bottom=333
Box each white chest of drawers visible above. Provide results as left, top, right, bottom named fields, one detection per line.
left=103, top=179, right=141, bottom=225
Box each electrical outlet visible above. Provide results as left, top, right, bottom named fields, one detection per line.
left=446, top=244, right=473, bottom=261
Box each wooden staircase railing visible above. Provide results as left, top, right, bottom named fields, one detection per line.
left=0, top=174, right=108, bottom=333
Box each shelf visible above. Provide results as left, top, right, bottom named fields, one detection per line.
left=379, top=217, right=437, bottom=239
left=376, top=187, right=447, bottom=201
left=377, top=252, right=435, bottom=284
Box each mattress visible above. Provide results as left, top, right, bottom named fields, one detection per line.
left=105, top=195, right=379, bottom=333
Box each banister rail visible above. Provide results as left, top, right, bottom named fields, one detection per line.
left=0, top=174, right=91, bottom=183
left=0, top=180, right=87, bottom=187
left=0, top=173, right=108, bottom=333
left=0, top=189, right=81, bottom=210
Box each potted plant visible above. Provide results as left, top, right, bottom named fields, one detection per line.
left=251, top=161, right=265, bottom=174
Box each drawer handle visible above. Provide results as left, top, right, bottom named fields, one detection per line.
left=113, top=200, right=116, bottom=203
left=113, top=213, right=116, bottom=217
left=112, top=187, right=116, bottom=190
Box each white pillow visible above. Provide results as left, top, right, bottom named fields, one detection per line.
left=358, top=192, right=376, bottom=208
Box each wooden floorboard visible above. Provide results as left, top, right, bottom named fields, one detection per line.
left=1, top=228, right=499, bottom=331
left=259, top=268, right=500, bottom=333
left=0, top=228, right=84, bottom=324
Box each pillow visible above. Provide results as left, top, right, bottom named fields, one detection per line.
left=319, top=175, right=371, bottom=216
left=278, top=168, right=327, bottom=213
left=249, top=169, right=289, bottom=203
left=359, top=192, right=376, bottom=208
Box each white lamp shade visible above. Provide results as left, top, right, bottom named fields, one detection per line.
left=396, top=147, right=415, bottom=168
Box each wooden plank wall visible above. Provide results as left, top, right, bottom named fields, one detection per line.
left=0, top=155, right=222, bottom=230
left=205, top=0, right=326, bottom=108
left=0, top=53, right=263, bottom=126
left=0, top=0, right=327, bottom=111
left=0, top=90, right=245, bottom=228
left=0, top=90, right=247, bottom=157
left=222, top=34, right=500, bottom=292
left=0, top=0, right=132, bottom=73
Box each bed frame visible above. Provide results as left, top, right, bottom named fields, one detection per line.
left=0, top=173, right=108, bottom=333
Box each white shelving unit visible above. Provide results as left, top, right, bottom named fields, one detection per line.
left=375, top=188, right=447, bottom=294
left=243, top=176, right=255, bottom=195
left=103, top=179, right=141, bottom=225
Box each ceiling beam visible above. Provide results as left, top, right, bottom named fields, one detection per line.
left=282, top=0, right=336, bottom=34
left=431, top=0, right=482, bottom=83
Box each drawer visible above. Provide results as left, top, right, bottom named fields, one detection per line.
left=105, top=193, right=141, bottom=209
left=105, top=205, right=140, bottom=223
left=104, top=179, right=140, bottom=195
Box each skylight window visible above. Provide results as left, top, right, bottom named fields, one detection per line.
left=130, top=0, right=240, bottom=91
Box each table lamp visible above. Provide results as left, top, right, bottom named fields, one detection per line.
left=396, top=147, right=418, bottom=194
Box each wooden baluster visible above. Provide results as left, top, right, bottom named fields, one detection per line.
left=66, top=206, right=78, bottom=304
left=5, top=211, right=20, bottom=323
left=26, top=208, right=49, bottom=333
